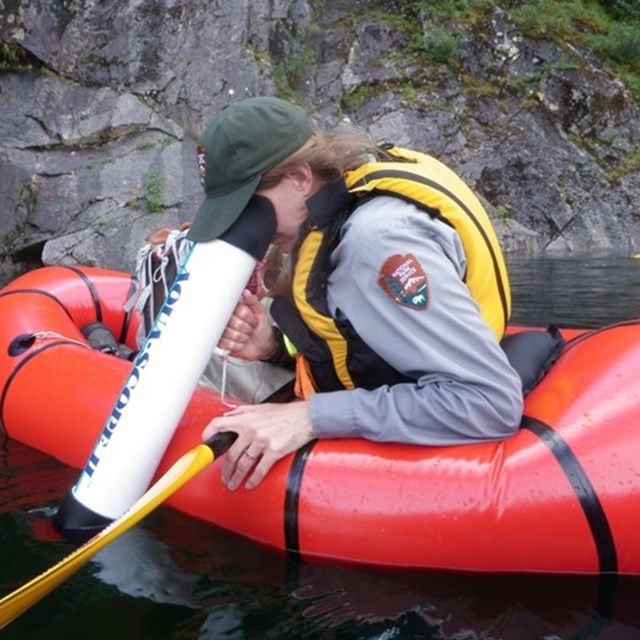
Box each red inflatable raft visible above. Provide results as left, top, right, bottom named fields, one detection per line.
left=0, top=265, right=638, bottom=575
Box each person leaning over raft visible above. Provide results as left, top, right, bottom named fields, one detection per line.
left=189, top=96, right=524, bottom=491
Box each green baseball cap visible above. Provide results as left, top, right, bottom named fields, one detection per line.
left=187, top=97, right=313, bottom=243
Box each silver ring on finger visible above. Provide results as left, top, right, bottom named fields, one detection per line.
left=243, top=450, right=258, bottom=459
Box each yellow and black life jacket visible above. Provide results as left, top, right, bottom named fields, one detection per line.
left=270, top=146, right=512, bottom=396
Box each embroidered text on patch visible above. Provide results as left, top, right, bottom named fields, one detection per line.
left=377, top=253, right=429, bottom=310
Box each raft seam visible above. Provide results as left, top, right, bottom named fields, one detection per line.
left=0, top=289, right=74, bottom=322
left=562, top=319, right=640, bottom=354
left=0, top=341, right=76, bottom=434
left=63, top=266, right=103, bottom=323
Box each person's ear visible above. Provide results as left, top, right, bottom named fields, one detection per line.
left=287, top=163, right=314, bottom=195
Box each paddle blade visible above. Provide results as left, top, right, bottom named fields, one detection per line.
left=0, top=441, right=218, bottom=629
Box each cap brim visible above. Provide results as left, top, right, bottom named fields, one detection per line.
left=187, top=175, right=262, bottom=243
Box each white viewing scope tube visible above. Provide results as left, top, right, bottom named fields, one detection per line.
left=54, top=196, right=276, bottom=540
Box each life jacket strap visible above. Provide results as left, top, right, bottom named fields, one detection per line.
left=294, top=353, right=318, bottom=400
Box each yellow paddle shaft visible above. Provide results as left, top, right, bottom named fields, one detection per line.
left=0, top=442, right=216, bottom=629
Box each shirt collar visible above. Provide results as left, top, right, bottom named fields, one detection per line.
left=305, top=179, right=356, bottom=228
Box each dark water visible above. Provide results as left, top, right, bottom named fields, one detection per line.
left=1, top=255, right=640, bottom=640
left=507, top=255, right=640, bottom=330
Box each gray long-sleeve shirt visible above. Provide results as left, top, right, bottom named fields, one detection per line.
left=309, top=195, right=524, bottom=445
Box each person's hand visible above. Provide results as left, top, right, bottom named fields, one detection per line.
left=146, top=221, right=192, bottom=245
left=202, top=401, right=315, bottom=490
left=218, top=289, right=278, bottom=361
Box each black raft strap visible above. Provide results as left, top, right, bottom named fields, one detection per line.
left=521, top=416, right=618, bottom=574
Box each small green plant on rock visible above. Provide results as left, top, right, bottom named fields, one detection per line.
left=143, top=168, right=166, bottom=213
left=495, top=203, right=512, bottom=220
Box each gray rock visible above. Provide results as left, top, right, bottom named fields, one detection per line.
left=1, top=0, right=638, bottom=287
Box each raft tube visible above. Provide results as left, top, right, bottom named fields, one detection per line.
left=0, top=266, right=639, bottom=576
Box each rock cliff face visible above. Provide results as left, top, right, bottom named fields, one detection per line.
left=1, top=0, right=639, bottom=284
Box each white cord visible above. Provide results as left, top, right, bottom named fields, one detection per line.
left=213, top=346, right=238, bottom=408
left=32, top=331, right=88, bottom=349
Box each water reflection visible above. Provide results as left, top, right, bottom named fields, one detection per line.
left=52, top=508, right=640, bottom=640
left=154, top=514, right=623, bottom=640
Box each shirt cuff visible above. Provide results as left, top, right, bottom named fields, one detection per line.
left=310, top=390, right=359, bottom=438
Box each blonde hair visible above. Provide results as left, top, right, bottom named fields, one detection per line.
left=259, top=125, right=381, bottom=189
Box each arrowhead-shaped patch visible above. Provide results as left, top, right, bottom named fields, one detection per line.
left=377, top=253, right=429, bottom=310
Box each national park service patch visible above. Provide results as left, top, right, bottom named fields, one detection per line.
left=377, top=253, right=429, bottom=310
